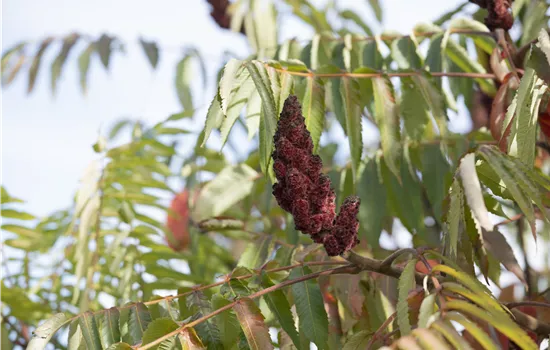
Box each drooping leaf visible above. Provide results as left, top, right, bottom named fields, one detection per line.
left=373, top=76, right=400, bottom=179
left=429, top=320, right=473, bottom=350
left=78, top=42, right=95, bottom=94
left=261, top=273, right=300, bottom=348
left=237, top=236, right=273, bottom=269
left=390, top=36, right=422, bottom=70
left=219, top=70, right=254, bottom=146
left=448, top=18, right=495, bottom=54
left=396, top=259, right=417, bottom=336
left=246, top=61, right=278, bottom=175
left=51, top=33, right=79, bottom=94
left=340, top=10, right=373, bottom=36
left=297, top=76, right=325, bottom=153
left=212, top=294, right=240, bottom=349
left=290, top=266, right=328, bottom=350
left=422, top=144, right=451, bottom=223
left=358, top=157, right=386, bottom=249
left=413, top=328, right=451, bottom=350
left=341, top=77, right=363, bottom=183
left=246, top=90, right=262, bottom=140
left=99, top=307, right=121, bottom=348
left=219, top=59, right=243, bottom=115
left=187, top=292, right=222, bottom=349
left=342, top=330, right=371, bottom=350
left=79, top=312, right=102, bottom=350
left=175, top=54, right=195, bottom=111
left=458, top=153, right=526, bottom=284
left=128, top=303, right=152, bottom=345
left=106, top=343, right=133, bottom=350
left=27, top=37, right=54, bottom=93
left=417, top=293, right=437, bottom=329
left=400, top=77, right=430, bottom=140
left=201, top=93, right=224, bottom=147
left=139, top=37, right=159, bottom=69
left=367, top=0, right=383, bottom=22
left=233, top=298, right=274, bottom=350
left=141, top=318, right=179, bottom=350
left=96, top=34, right=114, bottom=69
left=179, top=328, right=206, bottom=350
left=27, top=313, right=69, bottom=350
left=444, top=178, right=462, bottom=259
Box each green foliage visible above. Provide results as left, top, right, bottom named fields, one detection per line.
left=3, top=1, right=550, bottom=349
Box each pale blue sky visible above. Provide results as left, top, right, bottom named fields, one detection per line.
left=2, top=0, right=464, bottom=217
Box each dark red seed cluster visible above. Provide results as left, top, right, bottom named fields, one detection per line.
left=272, top=95, right=360, bottom=256
left=469, top=0, right=514, bottom=31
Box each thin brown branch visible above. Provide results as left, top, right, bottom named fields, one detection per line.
left=266, top=64, right=497, bottom=80
left=510, top=308, right=550, bottom=335
left=506, top=301, right=550, bottom=310
left=137, top=264, right=357, bottom=350
left=366, top=311, right=397, bottom=350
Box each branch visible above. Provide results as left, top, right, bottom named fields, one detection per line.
left=265, top=64, right=497, bottom=80
left=342, top=250, right=428, bottom=285
left=510, top=308, right=550, bottom=335
left=137, top=264, right=357, bottom=350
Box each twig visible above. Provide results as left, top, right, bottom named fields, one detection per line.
left=137, top=264, right=357, bottom=350
left=509, top=308, right=550, bottom=335
left=265, top=64, right=497, bottom=80
left=379, top=248, right=418, bottom=270
left=495, top=213, right=524, bottom=226
left=506, top=301, right=550, bottom=310
left=517, top=218, right=533, bottom=297
left=366, top=311, right=397, bottom=350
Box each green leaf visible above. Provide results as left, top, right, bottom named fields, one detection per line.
left=341, top=77, right=363, bottom=183
left=27, top=313, right=69, bottom=350
left=445, top=312, right=498, bottom=350
left=444, top=179, right=462, bottom=259
left=128, top=303, right=152, bottom=345
left=139, top=38, right=159, bottom=69
left=192, top=164, right=258, bottom=221
left=390, top=37, right=422, bottom=70
left=27, top=37, right=53, bottom=93
left=175, top=54, right=194, bottom=111
left=507, top=68, right=547, bottom=165
left=1, top=224, right=40, bottom=238
left=201, top=93, right=224, bottom=147
left=246, top=61, right=278, bottom=175
left=79, top=312, right=102, bottom=350
left=219, top=59, right=243, bottom=115
left=290, top=266, right=328, bottom=350
left=445, top=301, right=537, bottom=349
left=358, top=157, right=386, bottom=248
left=1, top=209, right=35, bottom=220
left=246, top=90, right=262, bottom=140
left=212, top=294, right=240, bottom=349
left=400, top=77, right=430, bottom=140
left=237, top=236, right=273, bottom=269
left=51, top=33, right=79, bottom=94
left=78, top=42, right=95, bottom=94
left=106, top=343, right=133, bottom=350
left=220, top=70, right=254, bottom=147
left=413, top=328, right=451, bottom=350
left=340, top=10, right=373, bottom=36
left=411, top=75, right=447, bottom=137
left=448, top=18, right=495, bottom=54
left=234, top=298, right=274, bottom=350
left=297, top=76, right=325, bottom=153
left=396, top=259, right=417, bottom=336
left=367, top=0, right=383, bottom=22
left=342, top=330, right=371, bottom=350
left=261, top=273, right=300, bottom=349
left=418, top=293, right=437, bottom=328
left=141, top=318, right=179, bottom=350
left=526, top=29, right=550, bottom=84
left=373, top=76, right=400, bottom=179
left=99, top=307, right=121, bottom=348
left=422, top=144, right=451, bottom=223
left=68, top=319, right=85, bottom=350
left=97, top=34, right=114, bottom=69
left=363, top=40, right=384, bottom=70
left=187, top=292, right=222, bottom=349
left=444, top=38, right=496, bottom=96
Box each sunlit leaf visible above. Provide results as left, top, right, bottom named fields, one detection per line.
left=79, top=312, right=102, bottom=350
left=397, top=259, right=417, bottom=336
left=373, top=76, right=400, bottom=179
left=234, top=298, right=274, bottom=350
left=141, top=318, right=179, bottom=350
left=27, top=313, right=69, bottom=350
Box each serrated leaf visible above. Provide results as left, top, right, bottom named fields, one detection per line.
left=290, top=266, right=328, bottom=350
left=233, top=298, right=274, bottom=350
left=342, top=330, right=370, bottom=350
left=297, top=76, right=325, bottom=153
left=212, top=294, right=240, bottom=349
left=527, top=29, right=550, bottom=84
left=128, top=303, right=152, bottom=345
left=358, top=157, right=386, bottom=248
left=97, top=34, right=114, bottom=69
left=448, top=18, right=495, bottom=54
left=373, top=76, right=400, bottom=179
left=507, top=68, right=547, bottom=165
left=401, top=77, right=430, bottom=140
left=79, top=312, right=102, bottom=350
left=78, top=42, right=95, bottom=94
left=445, top=301, right=537, bottom=349
left=187, top=292, right=223, bottom=349
left=175, top=55, right=194, bottom=111
left=51, top=33, right=79, bottom=94
left=341, top=77, right=363, bottom=183
left=201, top=93, right=224, bottom=147
left=139, top=38, right=159, bottom=69
left=68, top=320, right=85, bottom=350
left=27, top=313, right=69, bottom=350
left=219, top=59, right=243, bottom=114
left=391, top=36, right=422, bottom=69
left=141, top=318, right=179, bottom=350
left=412, top=75, right=447, bottom=136
left=98, top=307, right=121, bottom=348
left=220, top=71, right=254, bottom=146
left=27, top=37, right=53, bottom=93
left=261, top=273, right=300, bottom=349
left=246, top=90, right=262, bottom=140
left=397, top=259, right=417, bottom=336
left=445, top=179, right=462, bottom=259
left=422, top=144, right=450, bottom=223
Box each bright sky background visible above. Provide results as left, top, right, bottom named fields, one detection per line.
left=2, top=0, right=465, bottom=216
